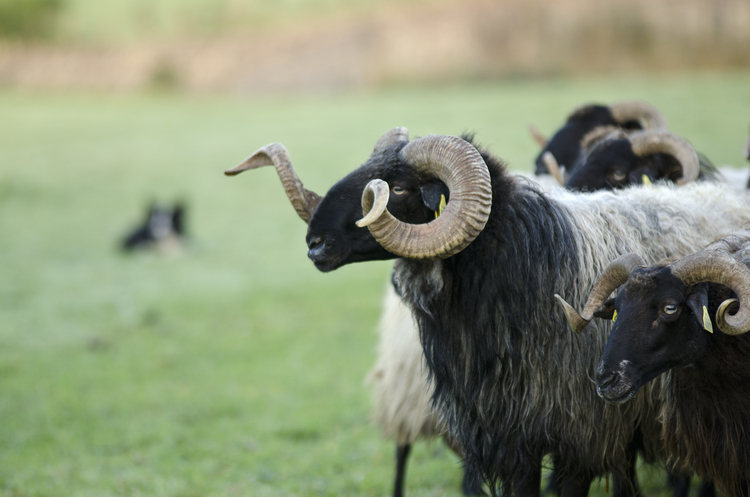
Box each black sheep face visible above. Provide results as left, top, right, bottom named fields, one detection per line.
left=533, top=105, right=642, bottom=175
left=595, top=267, right=714, bottom=405
left=306, top=143, right=449, bottom=272
left=566, top=138, right=639, bottom=191
left=566, top=138, right=683, bottom=191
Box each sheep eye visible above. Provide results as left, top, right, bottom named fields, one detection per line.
left=663, top=304, right=678, bottom=315
left=391, top=185, right=407, bottom=195
left=612, top=170, right=626, bottom=181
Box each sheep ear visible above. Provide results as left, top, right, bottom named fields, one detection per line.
left=593, top=298, right=616, bottom=320
left=420, top=181, right=450, bottom=213
left=686, top=283, right=712, bottom=333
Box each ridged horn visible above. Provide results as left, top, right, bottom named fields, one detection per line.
left=629, top=131, right=700, bottom=185
left=373, top=127, right=409, bottom=155
left=609, top=100, right=668, bottom=130
left=542, top=152, right=565, bottom=185
left=580, top=126, right=626, bottom=154
left=225, top=143, right=322, bottom=223
left=555, top=253, right=646, bottom=333
left=529, top=124, right=548, bottom=147
left=356, top=135, right=492, bottom=259
left=670, top=250, right=750, bottom=335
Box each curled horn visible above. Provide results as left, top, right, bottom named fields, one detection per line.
left=554, top=252, right=646, bottom=333
left=670, top=250, right=750, bottom=335
left=356, top=135, right=492, bottom=259
left=373, top=127, right=409, bottom=155
left=580, top=126, right=626, bottom=154
left=225, top=143, right=322, bottom=223
left=356, top=127, right=411, bottom=226
left=542, top=152, right=566, bottom=185
left=529, top=125, right=548, bottom=147
left=609, top=100, right=668, bottom=130
left=629, top=131, right=700, bottom=185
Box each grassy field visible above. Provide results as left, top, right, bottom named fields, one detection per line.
left=1, top=72, right=749, bottom=496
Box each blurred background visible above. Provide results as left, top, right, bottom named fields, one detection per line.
left=0, top=0, right=749, bottom=496
left=1, top=0, right=749, bottom=91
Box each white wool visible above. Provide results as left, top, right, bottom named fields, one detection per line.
left=513, top=172, right=564, bottom=193
left=552, top=182, right=750, bottom=270
left=367, top=284, right=444, bottom=445
left=715, top=166, right=750, bottom=192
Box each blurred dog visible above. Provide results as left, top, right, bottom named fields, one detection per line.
left=121, top=202, right=186, bottom=253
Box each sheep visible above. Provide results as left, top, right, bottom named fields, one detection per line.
left=553, top=126, right=719, bottom=497
left=562, top=125, right=750, bottom=194
left=121, top=201, right=186, bottom=252
left=536, top=124, right=707, bottom=495
left=531, top=100, right=668, bottom=177
left=289, top=127, right=750, bottom=496
left=555, top=230, right=750, bottom=497
left=224, top=141, right=483, bottom=497
left=563, top=128, right=717, bottom=191
left=370, top=280, right=484, bottom=496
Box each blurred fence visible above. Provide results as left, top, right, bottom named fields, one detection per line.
left=0, top=0, right=748, bottom=92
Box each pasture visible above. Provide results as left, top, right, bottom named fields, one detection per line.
left=1, top=72, right=749, bottom=496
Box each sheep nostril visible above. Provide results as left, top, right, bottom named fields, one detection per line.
left=307, top=236, right=324, bottom=250
left=597, top=370, right=619, bottom=390
left=307, top=236, right=328, bottom=261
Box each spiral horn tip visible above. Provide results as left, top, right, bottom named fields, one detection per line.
left=554, top=294, right=590, bottom=333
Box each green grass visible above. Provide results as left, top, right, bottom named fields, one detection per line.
left=1, top=72, right=749, bottom=496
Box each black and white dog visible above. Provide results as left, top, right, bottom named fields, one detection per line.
left=121, top=202, right=186, bottom=252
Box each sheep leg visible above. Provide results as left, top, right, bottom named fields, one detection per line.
left=668, top=468, right=691, bottom=497
left=611, top=440, right=640, bottom=497
left=461, top=458, right=486, bottom=496
left=512, top=464, right=543, bottom=497
left=557, top=472, right=594, bottom=497
left=665, top=467, right=715, bottom=497
left=393, top=443, right=411, bottom=497
left=696, top=478, right=715, bottom=497
left=544, top=455, right=563, bottom=495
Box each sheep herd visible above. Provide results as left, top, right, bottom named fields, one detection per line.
left=227, top=103, right=750, bottom=497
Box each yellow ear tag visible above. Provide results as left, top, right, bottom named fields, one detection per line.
left=612, top=310, right=617, bottom=323
left=642, top=175, right=653, bottom=186
left=434, top=194, right=447, bottom=219
left=702, top=306, right=713, bottom=333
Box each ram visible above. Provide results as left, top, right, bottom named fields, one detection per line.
left=286, top=128, right=750, bottom=496
left=563, top=128, right=709, bottom=191
left=377, top=128, right=708, bottom=496
left=556, top=231, right=750, bottom=497
left=532, top=100, right=667, bottom=178
left=553, top=126, right=720, bottom=497
left=224, top=143, right=482, bottom=497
